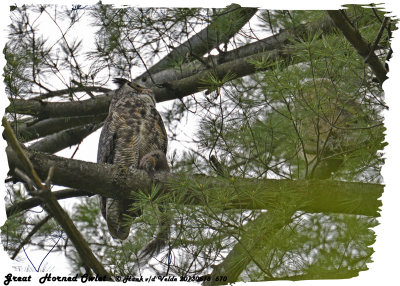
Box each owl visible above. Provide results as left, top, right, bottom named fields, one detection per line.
left=97, top=78, right=168, bottom=240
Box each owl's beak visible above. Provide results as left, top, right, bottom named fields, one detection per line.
left=128, top=82, right=146, bottom=92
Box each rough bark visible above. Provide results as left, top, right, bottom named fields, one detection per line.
left=6, top=147, right=383, bottom=217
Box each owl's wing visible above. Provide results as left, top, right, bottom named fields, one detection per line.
left=151, top=107, right=168, bottom=154
left=97, top=118, right=117, bottom=220
left=97, top=118, right=116, bottom=164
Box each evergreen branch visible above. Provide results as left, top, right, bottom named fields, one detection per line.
left=11, top=215, right=52, bottom=259
left=263, top=270, right=361, bottom=280
left=205, top=209, right=295, bottom=285
left=326, top=10, right=388, bottom=84
left=5, top=146, right=383, bottom=217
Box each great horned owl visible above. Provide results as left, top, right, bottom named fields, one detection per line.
left=97, top=78, right=168, bottom=240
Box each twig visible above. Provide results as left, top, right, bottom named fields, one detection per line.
left=11, top=215, right=52, bottom=259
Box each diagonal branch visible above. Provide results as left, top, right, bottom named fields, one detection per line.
left=2, top=117, right=111, bottom=279
left=137, top=14, right=336, bottom=87
left=326, top=10, right=388, bottom=84
left=11, top=215, right=52, bottom=259
left=137, top=4, right=258, bottom=83
left=205, top=209, right=295, bottom=285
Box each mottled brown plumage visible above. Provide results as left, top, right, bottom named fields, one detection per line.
left=97, top=78, right=168, bottom=240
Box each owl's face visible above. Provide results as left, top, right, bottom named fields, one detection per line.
left=113, top=78, right=156, bottom=106
left=127, top=83, right=156, bottom=106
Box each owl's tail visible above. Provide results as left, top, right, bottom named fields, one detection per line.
left=105, top=198, right=132, bottom=240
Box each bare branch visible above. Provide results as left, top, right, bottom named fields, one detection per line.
left=29, top=123, right=102, bottom=154
left=31, top=86, right=111, bottom=100
left=15, top=114, right=106, bottom=143
left=137, top=5, right=258, bottom=82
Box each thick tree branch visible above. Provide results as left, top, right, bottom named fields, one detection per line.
left=6, top=95, right=112, bottom=119
left=327, top=10, right=388, bottom=84
left=5, top=147, right=383, bottom=217
left=29, top=123, right=102, bottom=154
left=15, top=114, right=106, bottom=143
left=137, top=4, right=258, bottom=82
left=137, top=15, right=335, bottom=87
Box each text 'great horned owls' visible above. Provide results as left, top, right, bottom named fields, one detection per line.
left=97, top=78, right=168, bottom=240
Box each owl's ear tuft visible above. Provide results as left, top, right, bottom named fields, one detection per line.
left=113, top=78, right=130, bottom=88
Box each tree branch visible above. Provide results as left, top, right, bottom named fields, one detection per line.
left=6, top=189, right=90, bottom=217
left=5, top=147, right=383, bottom=218
left=326, top=10, right=388, bottom=84
left=205, top=209, right=295, bottom=285
left=31, top=86, right=111, bottom=101
left=6, top=95, right=112, bottom=119
left=2, top=117, right=111, bottom=279
left=11, top=215, right=52, bottom=259
left=137, top=4, right=258, bottom=83
left=15, top=114, right=106, bottom=143
left=137, top=15, right=335, bottom=87
left=29, top=123, right=102, bottom=154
